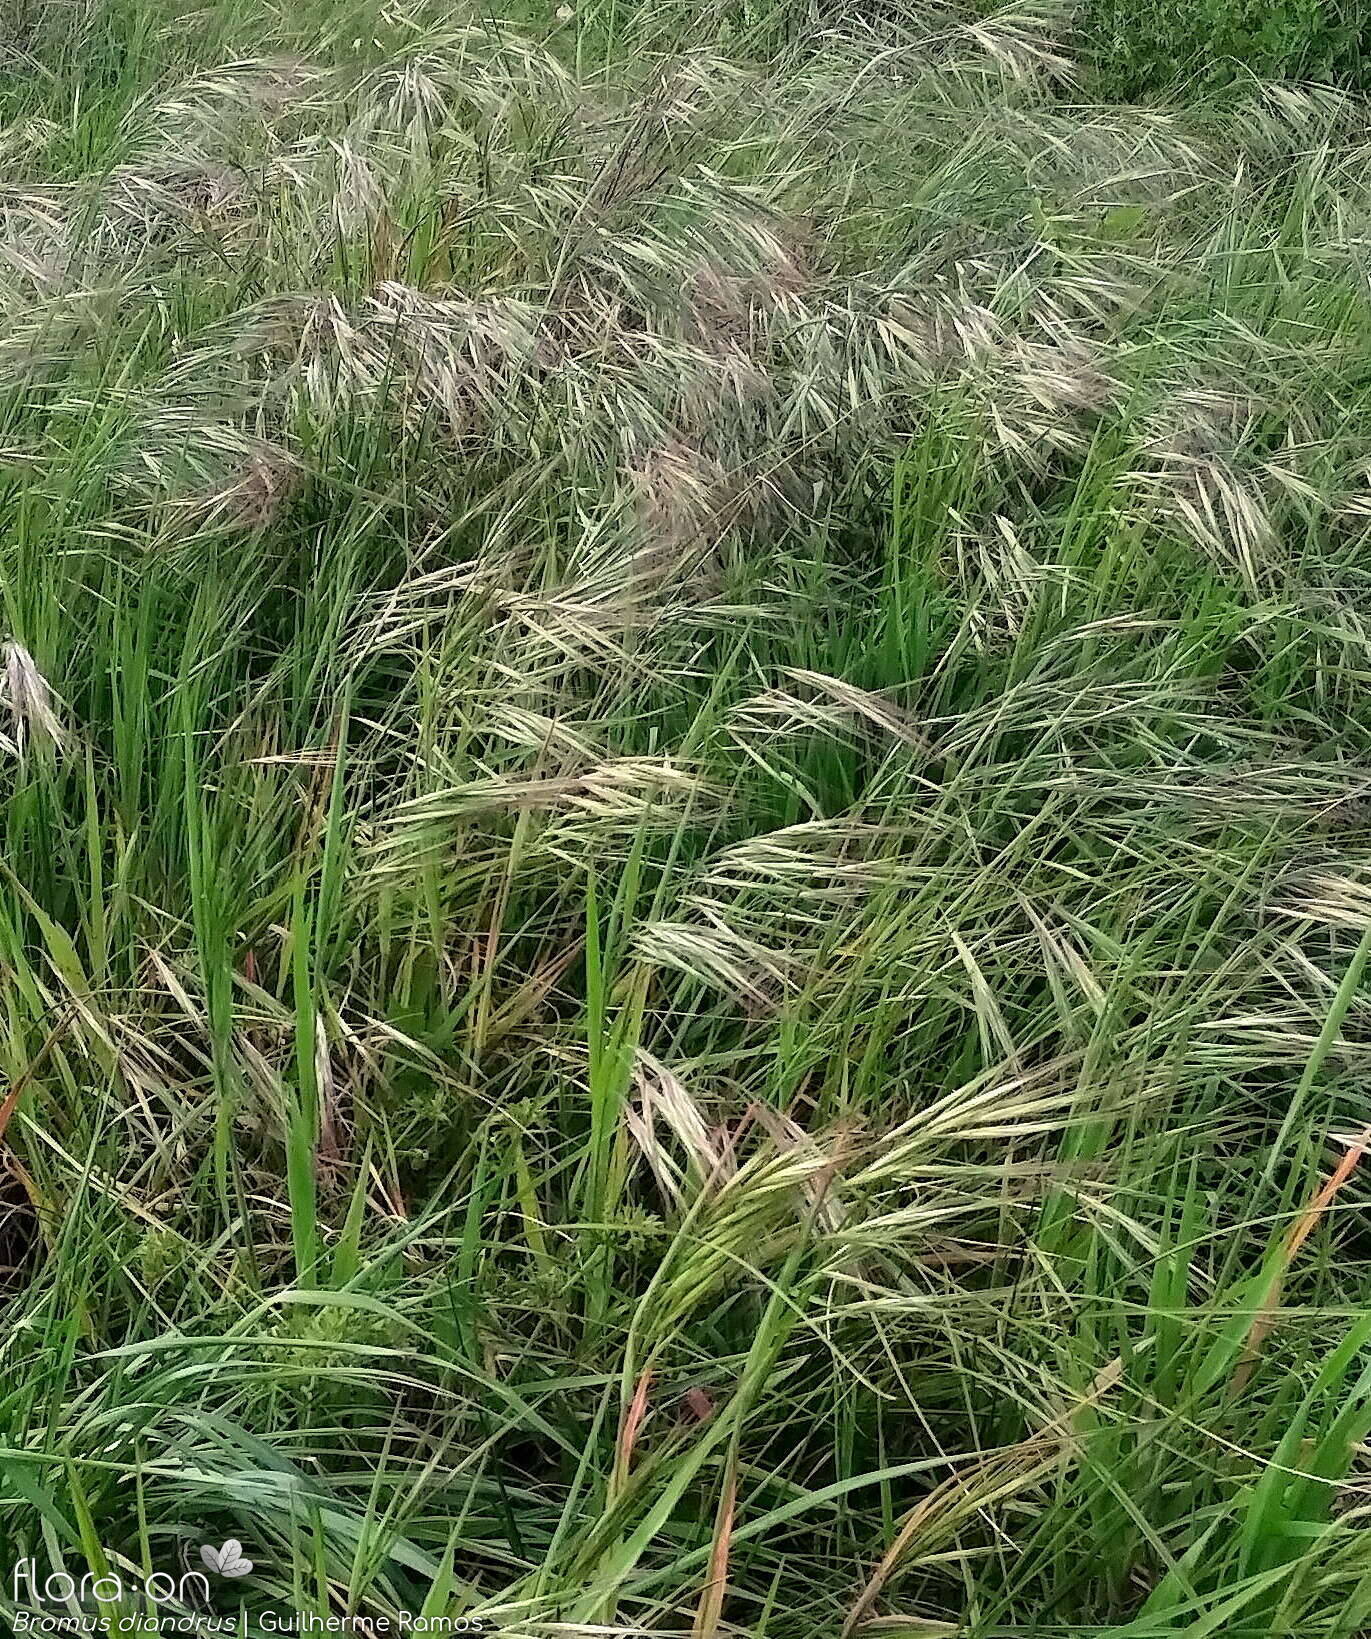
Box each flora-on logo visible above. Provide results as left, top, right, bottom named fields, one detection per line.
left=200, top=1539, right=253, bottom=1578
left=13, top=1557, right=210, bottom=1605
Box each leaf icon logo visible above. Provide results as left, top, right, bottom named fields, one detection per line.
left=200, top=1540, right=253, bottom=1578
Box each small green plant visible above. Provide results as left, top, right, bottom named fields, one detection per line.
left=1080, top=0, right=1365, bottom=99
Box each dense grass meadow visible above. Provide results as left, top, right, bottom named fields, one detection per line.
left=9, top=0, right=1371, bottom=1633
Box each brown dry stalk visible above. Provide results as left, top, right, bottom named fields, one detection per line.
left=0, top=1002, right=81, bottom=1146
left=691, top=1446, right=738, bottom=1639
left=1231, top=1126, right=1371, bottom=1393
left=611, top=1367, right=654, bottom=1496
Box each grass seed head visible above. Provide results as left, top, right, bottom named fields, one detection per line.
left=1, top=640, right=64, bottom=755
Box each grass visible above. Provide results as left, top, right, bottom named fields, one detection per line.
left=1074, top=0, right=1366, bottom=100
left=4, top=0, right=1371, bottom=1635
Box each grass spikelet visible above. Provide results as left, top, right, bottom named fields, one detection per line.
left=1, top=640, right=65, bottom=755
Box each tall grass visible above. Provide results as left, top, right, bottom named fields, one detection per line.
left=3, top=1, right=1371, bottom=1635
